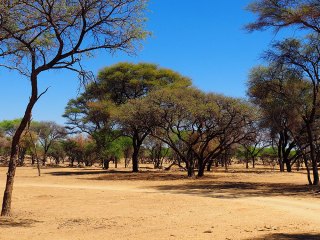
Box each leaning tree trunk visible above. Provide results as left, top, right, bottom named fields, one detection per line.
left=1, top=74, right=39, bottom=216
left=302, top=153, right=312, bottom=185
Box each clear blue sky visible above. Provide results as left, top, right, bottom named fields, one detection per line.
left=0, top=0, right=293, bottom=125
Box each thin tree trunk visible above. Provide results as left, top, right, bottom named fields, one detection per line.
left=224, top=158, right=228, bottom=172
left=132, top=136, right=141, bottom=173
left=28, top=130, right=41, bottom=177
left=42, top=153, right=47, bottom=166
left=303, top=154, right=312, bottom=185
left=1, top=73, right=39, bottom=216
left=187, top=161, right=194, bottom=177
left=36, top=155, right=41, bottom=177
left=306, top=123, right=319, bottom=185
left=31, top=155, right=35, bottom=165
left=277, top=134, right=285, bottom=172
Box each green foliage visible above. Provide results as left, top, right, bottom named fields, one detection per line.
left=260, top=147, right=278, bottom=158
left=47, top=141, right=65, bottom=163
left=248, top=64, right=308, bottom=135
left=246, top=0, right=320, bottom=33
left=139, top=87, right=256, bottom=176
left=0, top=119, right=22, bottom=136
left=88, top=62, right=191, bottom=104
left=104, top=136, right=132, bottom=160
left=64, top=62, right=192, bottom=171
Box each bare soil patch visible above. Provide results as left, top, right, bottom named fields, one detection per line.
left=0, top=165, right=319, bottom=240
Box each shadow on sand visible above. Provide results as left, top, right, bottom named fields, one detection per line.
left=0, top=218, right=42, bottom=228
left=150, top=180, right=320, bottom=199
left=47, top=169, right=110, bottom=176
left=46, top=168, right=320, bottom=198
left=47, top=169, right=197, bottom=181
left=248, top=233, right=320, bottom=240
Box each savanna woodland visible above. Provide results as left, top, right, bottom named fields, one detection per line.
left=0, top=1, right=320, bottom=240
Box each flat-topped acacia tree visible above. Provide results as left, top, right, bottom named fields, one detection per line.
left=0, top=0, right=148, bottom=216
left=64, top=62, right=192, bottom=172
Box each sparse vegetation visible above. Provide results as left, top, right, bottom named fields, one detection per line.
left=0, top=0, right=319, bottom=239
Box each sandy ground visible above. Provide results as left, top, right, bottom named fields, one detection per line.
left=0, top=165, right=320, bottom=240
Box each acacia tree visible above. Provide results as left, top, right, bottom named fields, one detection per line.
left=31, top=121, right=67, bottom=165
left=264, top=38, right=319, bottom=184
left=193, top=94, right=255, bottom=177
left=65, top=62, right=191, bottom=172
left=0, top=119, right=39, bottom=166
left=0, top=135, right=10, bottom=164
left=246, top=0, right=320, bottom=33
left=112, top=97, right=158, bottom=172
left=0, top=0, right=148, bottom=216
left=143, top=87, right=255, bottom=177
left=144, top=135, right=170, bottom=169
left=247, top=0, right=320, bottom=185
left=47, top=140, right=65, bottom=165
left=248, top=66, right=302, bottom=172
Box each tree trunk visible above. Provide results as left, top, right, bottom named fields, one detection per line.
left=224, top=158, right=228, bottom=172
left=285, top=161, right=292, bottom=172
left=279, top=162, right=285, bottom=172
left=36, top=155, right=41, bottom=177
left=277, top=136, right=284, bottom=172
left=132, top=136, right=142, bottom=173
left=197, top=159, right=205, bottom=177
left=206, top=159, right=213, bottom=171
left=104, top=159, right=109, bottom=170
left=132, top=146, right=139, bottom=172
left=18, top=148, right=26, bottom=166
left=306, top=123, right=319, bottom=185
left=187, top=162, right=194, bottom=177
left=302, top=153, right=312, bottom=185
left=1, top=73, right=39, bottom=216
left=42, top=153, right=47, bottom=166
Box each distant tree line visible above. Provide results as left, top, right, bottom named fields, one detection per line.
left=63, top=63, right=260, bottom=177
left=2, top=58, right=319, bottom=184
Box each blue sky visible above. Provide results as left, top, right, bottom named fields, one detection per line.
left=0, top=0, right=293, bottom=125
